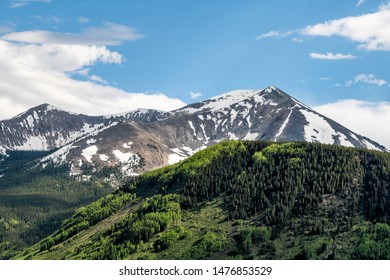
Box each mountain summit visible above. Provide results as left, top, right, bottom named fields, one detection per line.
left=0, top=86, right=386, bottom=176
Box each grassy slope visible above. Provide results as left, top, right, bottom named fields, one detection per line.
left=20, top=197, right=373, bottom=260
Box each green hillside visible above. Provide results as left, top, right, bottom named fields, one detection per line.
left=15, top=140, right=390, bottom=260
left=0, top=151, right=113, bottom=259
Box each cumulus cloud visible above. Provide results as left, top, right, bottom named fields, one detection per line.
left=302, top=3, right=390, bottom=51
left=9, top=0, right=51, bottom=8
left=2, top=22, right=144, bottom=46
left=258, top=3, right=390, bottom=51
left=314, top=100, right=390, bottom=149
left=0, top=28, right=185, bottom=120
left=336, top=73, right=387, bottom=87
left=309, top=52, right=356, bottom=60
left=190, top=92, right=202, bottom=99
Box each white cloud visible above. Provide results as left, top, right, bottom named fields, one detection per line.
left=9, top=0, right=51, bottom=8
left=309, top=52, right=357, bottom=60
left=260, top=3, right=390, bottom=51
left=256, top=30, right=280, bottom=39
left=314, top=100, right=390, bottom=149
left=356, top=0, right=366, bottom=7
left=74, top=68, right=109, bottom=85
left=302, top=3, right=390, bottom=51
left=292, top=37, right=303, bottom=43
left=190, top=92, right=202, bottom=99
left=2, top=22, right=144, bottom=46
left=355, top=73, right=387, bottom=86
left=78, top=17, right=90, bottom=24
left=256, top=30, right=298, bottom=40
left=335, top=80, right=353, bottom=87
left=320, top=77, right=331, bottom=81
left=0, top=38, right=186, bottom=120
left=336, top=73, right=387, bottom=87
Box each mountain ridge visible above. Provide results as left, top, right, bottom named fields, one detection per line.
left=0, top=86, right=387, bottom=177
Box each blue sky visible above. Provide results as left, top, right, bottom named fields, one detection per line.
left=0, top=0, right=390, bottom=147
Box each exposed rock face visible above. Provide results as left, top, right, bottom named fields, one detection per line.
left=1, top=86, right=386, bottom=176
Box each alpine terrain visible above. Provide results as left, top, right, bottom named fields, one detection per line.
left=0, top=86, right=386, bottom=178
left=16, top=140, right=390, bottom=260
left=1, top=86, right=390, bottom=260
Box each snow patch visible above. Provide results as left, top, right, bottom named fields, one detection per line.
left=253, top=94, right=266, bottom=104
left=230, top=109, right=238, bottom=125
left=180, top=90, right=259, bottom=114
left=265, top=86, right=277, bottom=93
left=291, top=97, right=310, bottom=109
left=86, top=138, right=97, bottom=145
left=199, top=124, right=209, bottom=142
left=168, top=153, right=186, bottom=165
left=274, top=111, right=292, bottom=140
left=244, top=131, right=259, bottom=140
left=300, top=110, right=336, bottom=145
left=363, top=140, right=382, bottom=151
left=182, top=146, right=194, bottom=153
left=228, top=132, right=239, bottom=140
left=171, top=148, right=187, bottom=157
left=113, top=150, right=136, bottom=163
left=13, top=135, right=49, bottom=150
left=41, top=145, right=79, bottom=164
left=99, top=154, right=110, bottom=161
left=349, top=133, right=359, bottom=141
left=123, top=141, right=133, bottom=149
left=112, top=150, right=140, bottom=176
left=246, top=115, right=252, bottom=127
left=188, top=121, right=197, bottom=137
left=168, top=145, right=209, bottom=165
left=81, top=145, right=98, bottom=162
left=26, top=115, right=35, bottom=127
left=337, top=132, right=355, bottom=148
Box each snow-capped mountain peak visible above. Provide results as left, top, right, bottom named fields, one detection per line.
left=0, top=86, right=387, bottom=177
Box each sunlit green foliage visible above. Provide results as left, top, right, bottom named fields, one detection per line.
left=13, top=141, right=390, bottom=260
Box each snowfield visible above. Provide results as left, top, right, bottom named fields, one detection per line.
left=81, top=145, right=98, bottom=162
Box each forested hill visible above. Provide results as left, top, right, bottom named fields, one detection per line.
left=19, top=140, right=390, bottom=260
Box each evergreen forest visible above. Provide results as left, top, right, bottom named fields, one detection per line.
left=13, top=140, right=390, bottom=260
left=0, top=151, right=113, bottom=259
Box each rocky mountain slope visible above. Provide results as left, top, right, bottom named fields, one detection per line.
left=0, top=86, right=386, bottom=176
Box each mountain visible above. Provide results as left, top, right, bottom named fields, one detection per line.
left=0, top=103, right=162, bottom=152
left=0, top=86, right=387, bottom=177
left=16, top=140, right=390, bottom=260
